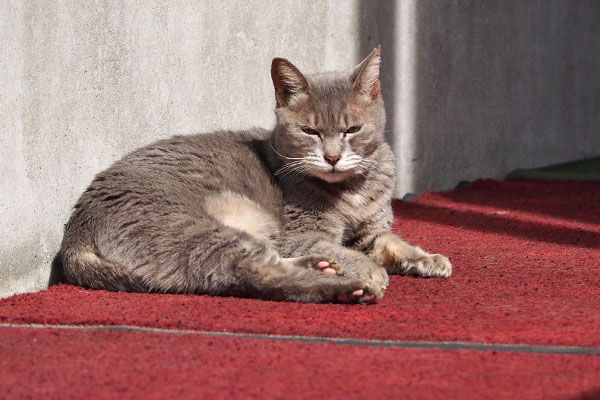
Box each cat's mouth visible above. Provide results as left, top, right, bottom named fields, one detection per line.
left=310, top=166, right=355, bottom=183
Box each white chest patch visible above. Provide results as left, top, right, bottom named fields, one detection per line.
left=350, top=193, right=367, bottom=208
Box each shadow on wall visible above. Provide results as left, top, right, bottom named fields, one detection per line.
left=358, top=0, right=396, bottom=149
left=410, top=1, right=600, bottom=193
left=410, top=1, right=521, bottom=192
left=359, top=1, right=600, bottom=196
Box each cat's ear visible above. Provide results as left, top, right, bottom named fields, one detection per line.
left=351, top=45, right=381, bottom=102
left=271, top=58, right=310, bottom=108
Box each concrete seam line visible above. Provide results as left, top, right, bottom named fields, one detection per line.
left=1, top=322, right=599, bottom=356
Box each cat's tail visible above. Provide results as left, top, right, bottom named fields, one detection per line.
left=60, top=239, right=146, bottom=292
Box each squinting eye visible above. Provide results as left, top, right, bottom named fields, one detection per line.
left=300, top=126, right=321, bottom=137
left=344, top=125, right=362, bottom=134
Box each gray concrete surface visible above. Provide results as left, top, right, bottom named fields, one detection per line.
left=1, top=0, right=599, bottom=297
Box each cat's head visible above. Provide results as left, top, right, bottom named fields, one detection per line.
left=270, top=47, right=386, bottom=183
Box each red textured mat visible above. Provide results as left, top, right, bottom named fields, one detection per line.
left=2, top=327, right=599, bottom=400
left=1, top=179, right=599, bottom=399
left=1, top=180, right=599, bottom=347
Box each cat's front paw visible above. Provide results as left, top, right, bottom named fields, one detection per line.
left=400, top=254, right=452, bottom=278
left=372, top=232, right=451, bottom=279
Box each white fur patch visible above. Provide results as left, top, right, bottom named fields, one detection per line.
left=78, top=251, right=102, bottom=264
left=203, top=191, right=279, bottom=241
left=350, top=193, right=367, bottom=207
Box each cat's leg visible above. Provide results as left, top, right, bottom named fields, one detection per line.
left=365, top=232, right=452, bottom=278
left=346, top=203, right=452, bottom=278
left=186, top=231, right=382, bottom=304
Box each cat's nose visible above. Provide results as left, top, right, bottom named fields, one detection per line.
left=324, top=154, right=341, bottom=166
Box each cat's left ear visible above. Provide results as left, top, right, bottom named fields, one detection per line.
left=351, top=45, right=381, bottom=101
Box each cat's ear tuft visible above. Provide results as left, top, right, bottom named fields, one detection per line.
left=351, top=45, right=381, bottom=101
left=271, top=58, right=309, bottom=108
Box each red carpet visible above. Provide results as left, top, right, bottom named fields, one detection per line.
left=1, top=179, right=599, bottom=399
left=2, top=328, right=599, bottom=400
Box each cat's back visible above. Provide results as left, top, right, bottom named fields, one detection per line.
left=68, top=128, right=281, bottom=227
left=116, top=128, right=272, bottom=187
left=100, top=128, right=271, bottom=190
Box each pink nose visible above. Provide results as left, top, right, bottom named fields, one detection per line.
left=325, top=154, right=341, bottom=166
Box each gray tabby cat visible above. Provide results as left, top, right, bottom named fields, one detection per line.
left=60, top=47, right=451, bottom=304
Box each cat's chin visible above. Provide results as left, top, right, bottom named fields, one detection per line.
left=309, top=168, right=355, bottom=183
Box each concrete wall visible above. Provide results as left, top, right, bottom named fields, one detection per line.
left=410, top=0, right=600, bottom=194
left=1, top=0, right=599, bottom=297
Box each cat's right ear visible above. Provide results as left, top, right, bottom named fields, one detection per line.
left=271, top=58, right=309, bottom=108
left=351, top=45, right=381, bottom=102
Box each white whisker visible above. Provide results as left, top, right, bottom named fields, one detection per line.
left=357, top=157, right=379, bottom=176
left=270, top=143, right=303, bottom=160
left=276, top=160, right=314, bottom=180
left=275, top=161, right=305, bottom=176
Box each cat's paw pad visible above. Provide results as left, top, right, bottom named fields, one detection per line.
left=316, top=260, right=337, bottom=275
left=337, top=281, right=382, bottom=305
left=401, top=254, right=452, bottom=278
left=297, top=256, right=345, bottom=276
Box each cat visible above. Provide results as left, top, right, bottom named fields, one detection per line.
left=59, top=46, right=451, bottom=304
